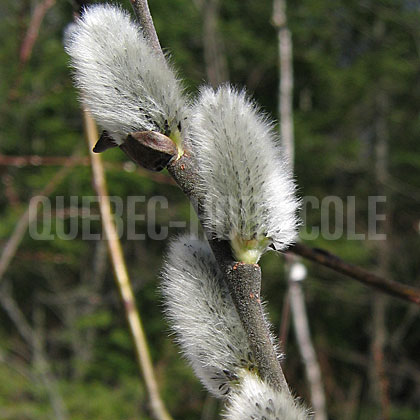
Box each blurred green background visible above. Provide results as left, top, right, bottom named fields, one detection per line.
left=1, top=0, right=420, bottom=419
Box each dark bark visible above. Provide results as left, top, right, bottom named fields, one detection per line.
left=129, top=0, right=163, bottom=59
left=288, top=243, right=420, bottom=306
left=167, top=153, right=289, bottom=392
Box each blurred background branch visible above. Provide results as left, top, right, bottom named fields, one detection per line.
left=83, top=109, right=173, bottom=420
left=288, top=243, right=420, bottom=306
left=273, top=0, right=327, bottom=417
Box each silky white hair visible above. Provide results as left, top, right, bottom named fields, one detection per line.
left=161, top=235, right=279, bottom=398
left=224, top=371, right=311, bottom=420
left=64, top=4, right=187, bottom=144
left=189, top=86, right=300, bottom=262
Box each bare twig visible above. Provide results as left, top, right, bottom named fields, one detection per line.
left=273, top=0, right=327, bottom=417
left=129, top=0, right=163, bottom=58
left=167, top=153, right=290, bottom=393
left=272, top=0, right=294, bottom=164
left=0, top=284, right=34, bottom=344
left=288, top=243, right=420, bottom=305
left=6, top=0, right=56, bottom=103
left=83, top=109, right=173, bottom=420
left=289, top=278, right=327, bottom=419
left=19, top=0, right=56, bottom=65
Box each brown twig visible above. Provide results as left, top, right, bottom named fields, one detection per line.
left=166, top=153, right=290, bottom=393
left=129, top=0, right=163, bottom=58
left=288, top=242, right=420, bottom=306
left=83, top=109, right=173, bottom=420
left=6, top=0, right=56, bottom=102
left=19, top=0, right=56, bottom=65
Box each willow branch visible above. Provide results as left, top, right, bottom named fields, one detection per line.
left=166, top=153, right=289, bottom=393
left=207, top=237, right=289, bottom=391
left=288, top=242, right=420, bottom=306
left=83, top=109, right=173, bottom=420
left=129, top=0, right=163, bottom=58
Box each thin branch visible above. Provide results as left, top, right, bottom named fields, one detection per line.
left=288, top=243, right=420, bottom=306
left=129, top=0, right=163, bottom=58
left=272, top=0, right=294, bottom=164
left=0, top=284, right=34, bottom=344
left=166, top=154, right=290, bottom=393
left=19, top=0, right=56, bottom=65
left=83, top=109, right=173, bottom=420
left=289, top=278, right=327, bottom=419
left=6, top=0, right=56, bottom=103
left=273, top=0, right=327, bottom=416
left=215, top=245, right=290, bottom=391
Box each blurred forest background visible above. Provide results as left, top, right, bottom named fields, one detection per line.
left=1, top=0, right=420, bottom=419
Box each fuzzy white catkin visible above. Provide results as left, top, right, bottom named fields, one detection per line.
left=161, top=235, right=278, bottom=398
left=64, top=4, right=187, bottom=144
left=224, top=371, right=310, bottom=420
left=189, top=86, right=299, bottom=262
